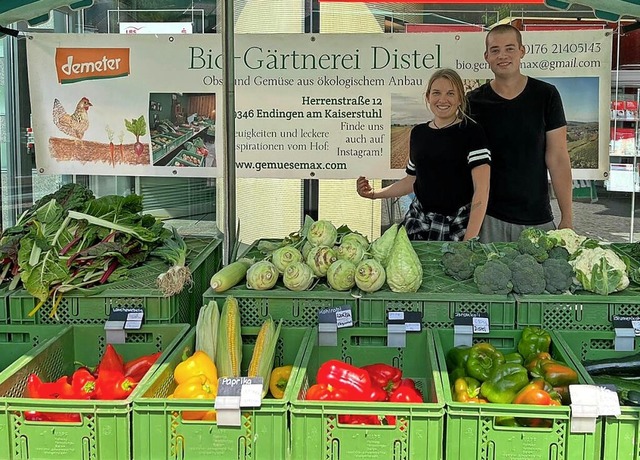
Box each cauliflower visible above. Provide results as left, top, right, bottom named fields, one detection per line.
left=517, top=228, right=555, bottom=262
left=473, top=259, right=513, bottom=295
left=542, top=258, right=574, bottom=294
left=570, top=246, right=629, bottom=295
left=546, top=228, right=587, bottom=256
left=509, top=254, right=546, bottom=295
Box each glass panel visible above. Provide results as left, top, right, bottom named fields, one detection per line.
left=5, top=1, right=634, bottom=244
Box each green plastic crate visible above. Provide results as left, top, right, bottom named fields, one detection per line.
left=290, top=327, right=445, bottom=460
left=0, top=284, right=13, bottom=324
left=0, top=323, right=189, bottom=460
left=554, top=330, right=640, bottom=460
left=358, top=242, right=516, bottom=328
left=515, top=292, right=640, bottom=331
left=433, top=328, right=602, bottom=460
left=203, top=285, right=358, bottom=328
left=8, top=236, right=221, bottom=326
left=0, top=325, right=67, bottom=371
left=133, top=325, right=312, bottom=460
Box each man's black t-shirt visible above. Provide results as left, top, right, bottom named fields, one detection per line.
left=468, top=77, right=566, bottom=225
left=406, top=119, right=490, bottom=216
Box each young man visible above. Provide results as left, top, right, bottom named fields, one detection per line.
left=468, top=24, right=573, bottom=242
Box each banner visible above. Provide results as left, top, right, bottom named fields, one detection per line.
left=27, top=31, right=611, bottom=179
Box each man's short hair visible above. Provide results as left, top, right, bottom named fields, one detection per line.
left=486, top=24, right=523, bottom=51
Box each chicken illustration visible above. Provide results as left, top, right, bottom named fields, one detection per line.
left=52, top=97, right=92, bottom=140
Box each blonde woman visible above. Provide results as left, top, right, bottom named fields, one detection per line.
left=358, top=68, right=491, bottom=241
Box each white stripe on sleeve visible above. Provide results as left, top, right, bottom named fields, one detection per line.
left=467, top=148, right=491, bottom=164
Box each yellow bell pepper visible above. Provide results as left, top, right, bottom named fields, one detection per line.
left=269, top=365, right=293, bottom=399
left=174, top=350, right=218, bottom=385
left=172, top=374, right=216, bottom=420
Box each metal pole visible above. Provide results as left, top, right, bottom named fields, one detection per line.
left=632, top=88, right=639, bottom=243
left=222, top=0, right=237, bottom=264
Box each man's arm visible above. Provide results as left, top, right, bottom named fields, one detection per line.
left=545, top=126, right=573, bottom=229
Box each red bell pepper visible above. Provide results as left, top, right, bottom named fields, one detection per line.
left=24, top=374, right=82, bottom=422
left=361, top=363, right=402, bottom=392
left=316, top=360, right=372, bottom=401
left=366, top=385, right=389, bottom=402
left=389, top=386, right=423, bottom=403
left=97, top=344, right=125, bottom=375
left=306, top=383, right=350, bottom=401
left=94, top=370, right=137, bottom=400
left=71, top=367, right=96, bottom=399
left=46, top=412, right=82, bottom=423
left=24, top=411, right=48, bottom=422
left=399, top=378, right=417, bottom=389
left=338, top=414, right=382, bottom=425
left=124, top=351, right=162, bottom=381
left=26, top=374, right=74, bottom=399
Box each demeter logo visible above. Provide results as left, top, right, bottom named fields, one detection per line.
left=55, top=48, right=130, bottom=84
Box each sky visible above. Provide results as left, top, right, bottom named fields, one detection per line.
left=540, top=77, right=599, bottom=123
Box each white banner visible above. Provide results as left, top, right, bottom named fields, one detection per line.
left=27, top=31, right=611, bottom=179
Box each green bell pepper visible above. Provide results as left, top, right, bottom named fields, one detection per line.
left=503, top=352, right=524, bottom=365
left=448, top=367, right=467, bottom=382
left=446, top=345, right=471, bottom=372
left=517, top=327, right=551, bottom=361
left=466, top=342, right=505, bottom=382
left=480, top=363, right=530, bottom=404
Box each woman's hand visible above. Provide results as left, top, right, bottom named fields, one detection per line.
left=357, top=176, right=375, bottom=199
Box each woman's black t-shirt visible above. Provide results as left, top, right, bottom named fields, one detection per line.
left=406, top=119, right=490, bottom=216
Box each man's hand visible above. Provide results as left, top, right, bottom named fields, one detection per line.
left=558, top=218, right=573, bottom=230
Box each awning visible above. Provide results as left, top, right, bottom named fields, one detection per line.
left=0, top=0, right=92, bottom=28
left=545, top=0, right=640, bottom=21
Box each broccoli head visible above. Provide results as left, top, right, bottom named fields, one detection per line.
left=497, top=246, right=521, bottom=264
left=517, top=228, right=555, bottom=262
left=548, top=246, right=570, bottom=261
left=542, top=258, right=574, bottom=294
left=473, top=259, right=513, bottom=295
left=509, top=253, right=546, bottom=295
left=441, top=245, right=476, bottom=281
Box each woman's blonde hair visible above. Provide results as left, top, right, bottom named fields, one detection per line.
left=424, top=68, right=468, bottom=119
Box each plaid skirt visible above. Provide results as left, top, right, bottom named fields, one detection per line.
left=401, top=197, right=471, bottom=241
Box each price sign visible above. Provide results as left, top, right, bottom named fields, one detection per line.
left=318, top=305, right=353, bottom=329
left=215, top=377, right=264, bottom=426
left=454, top=312, right=490, bottom=334
left=109, top=307, right=144, bottom=330
left=612, top=315, right=640, bottom=351
left=613, top=315, right=640, bottom=336
left=387, top=311, right=423, bottom=332
left=104, top=307, right=144, bottom=343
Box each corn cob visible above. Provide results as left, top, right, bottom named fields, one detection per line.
left=248, top=317, right=282, bottom=397
left=210, top=258, right=253, bottom=293
left=195, top=300, right=219, bottom=363
left=216, top=296, right=242, bottom=377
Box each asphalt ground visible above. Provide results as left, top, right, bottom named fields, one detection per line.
left=554, top=185, right=640, bottom=243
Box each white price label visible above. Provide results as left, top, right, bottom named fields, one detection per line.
left=472, top=317, right=489, bottom=334
left=405, top=322, right=421, bottom=332
left=240, top=383, right=263, bottom=407
left=388, top=311, right=404, bottom=321
left=336, top=309, right=353, bottom=329
left=124, top=311, right=144, bottom=330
